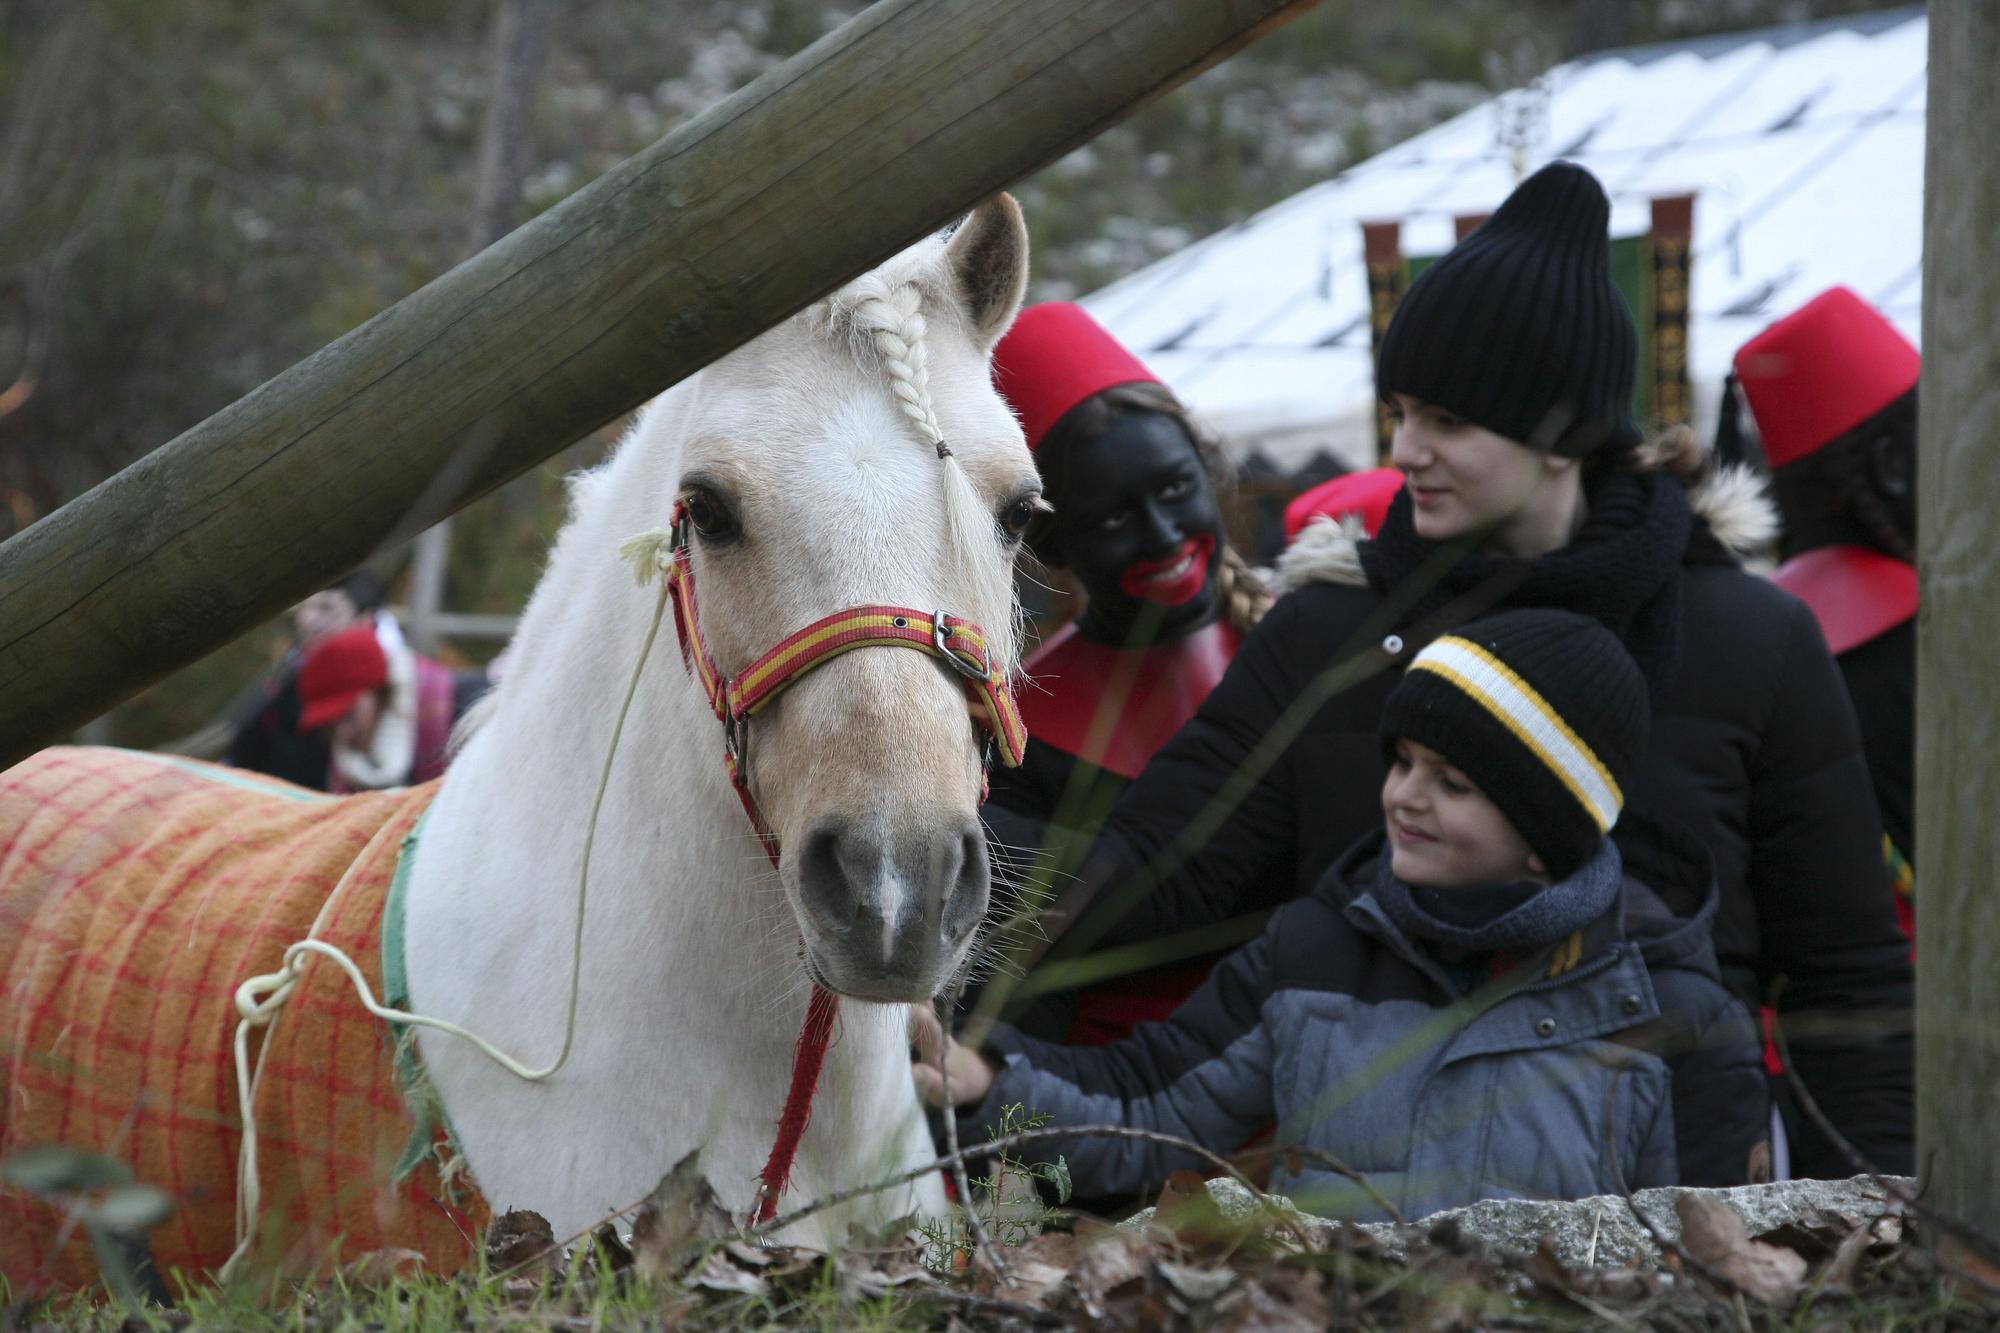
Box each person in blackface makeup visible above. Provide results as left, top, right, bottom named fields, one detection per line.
left=982, top=302, right=1270, bottom=1045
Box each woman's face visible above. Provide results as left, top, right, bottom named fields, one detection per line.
left=331, top=689, right=381, bottom=752
left=1381, top=738, right=1543, bottom=890
left=1387, top=394, right=1579, bottom=557
left=294, top=590, right=360, bottom=646
left=1044, top=409, right=1225, bottom=641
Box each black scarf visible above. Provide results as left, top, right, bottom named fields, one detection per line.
left=1359, top=470, right=1692, bottom=697
left=1369, top=839, right=1625, bottom=958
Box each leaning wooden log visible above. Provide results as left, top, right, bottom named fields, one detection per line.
left=0, top=0, right=1319, bottom=766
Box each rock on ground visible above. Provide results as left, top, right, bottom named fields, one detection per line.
left=1126, top=1176, right=1910, bottom=1270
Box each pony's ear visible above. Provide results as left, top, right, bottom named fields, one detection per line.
left=945, top=193, right=1029, bottom=353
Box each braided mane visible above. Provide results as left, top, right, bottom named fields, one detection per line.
left=842, top=280, right=1024, bottom=678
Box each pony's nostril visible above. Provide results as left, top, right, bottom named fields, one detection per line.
left=941, top=820, right=990, bottom=942
left=797, top=823, right=861, bottom=934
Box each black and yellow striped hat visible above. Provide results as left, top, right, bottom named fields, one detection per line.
left=1380, top=609, right=1649, bottom=880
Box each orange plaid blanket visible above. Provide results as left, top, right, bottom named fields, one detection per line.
left=2, top=747, right=488, bottom=1294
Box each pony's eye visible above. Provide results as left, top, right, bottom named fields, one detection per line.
left=1000, top=495, right=1038, bottom=541
left=682, top=489, right=737, bottom=541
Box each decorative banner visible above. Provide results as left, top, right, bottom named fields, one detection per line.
left=1362, top=220, right=1406, bottom=464
left=1649, top=194, right=1695, bottom=431
left=1453, top=212, right=1490, bottom=242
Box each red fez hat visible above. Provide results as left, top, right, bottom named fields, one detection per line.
left=298, top=625, right=388, bottom=731
left=991, top=302, right=1161, bottom=451
left=1733, top=286, right=1919, bottom=469
left=1284, top=468, right=1404, bottom=542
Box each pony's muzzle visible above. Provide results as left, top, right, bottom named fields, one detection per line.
left=793, top=812, right=990, bottom=1001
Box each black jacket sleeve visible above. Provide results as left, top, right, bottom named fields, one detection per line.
left=1747, top=597, right=1914, bottom=1176
left=1039, top=593, right=1325, bottom=958
left=1652, top=973, right=1772, bottom=1186
left=961, top=926, right=1280, bottom=1201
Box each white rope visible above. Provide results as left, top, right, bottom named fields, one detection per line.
left=220, top=550, right=676, bottom=1280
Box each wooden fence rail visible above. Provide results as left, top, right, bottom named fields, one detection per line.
left=0, top=0, right=1318, bottom=767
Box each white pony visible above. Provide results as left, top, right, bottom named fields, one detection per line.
left=0, top=196, right=1037, bottom=1286
left=401, top=195, right=1036, bottom=1248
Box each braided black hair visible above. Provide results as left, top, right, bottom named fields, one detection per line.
left=1765, top=391, right=1917, bottom=563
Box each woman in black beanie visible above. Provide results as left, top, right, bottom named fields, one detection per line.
left=991, top=161, right=1913, bottom=1181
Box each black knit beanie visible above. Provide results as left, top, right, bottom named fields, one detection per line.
left=1376, top=161, right=1640, bottom=457
left=1379, top=608, right=1649, bottom=880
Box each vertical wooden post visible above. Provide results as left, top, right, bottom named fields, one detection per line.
left=1916, top=2, right=2000, bottom=1232
left=1362, top=220, right=1405, bottom=464
left=1648, top=193, right=1694, bottom=431
left=409, top=0, right=565, bottom=656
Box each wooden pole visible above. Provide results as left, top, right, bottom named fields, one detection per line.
left=1916, top=3, right=2000, bottom=1232
left=0, top=0, right=1320, bottom=765
left=408, top=0, right=566, bottom=655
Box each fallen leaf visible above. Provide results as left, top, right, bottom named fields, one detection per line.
left=1676, top=1193, right=1807, bottom=1307
left=483, top=1208, right=557, bottom=1277
left=1069, top=1225, right=1156, bottom=1323
left=629, top=1149, right=734, bottom=1278
left=1157, top=1258, right=1237, bottom=1303
left=1817, top=1224, right=1871, bottom=1291
left=1155, top=1169, right=1208, bottom=1216
left=1211, top=1266, right=1330, bottom=1333
left=998, top=1258, right=1070, bottom=1306
left=1755, top=1207, right=1862, bottom=1259
left=688, top=1249, right=769, bottom=1297
left=584, top=1221, right=635, bottom=1275
left=838, top=1251, right=932, bottom=1302
left=723, top=1240, right=777, bottom=1268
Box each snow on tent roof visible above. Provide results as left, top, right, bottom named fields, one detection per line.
left=1082, top=6, right=1926, bottom=472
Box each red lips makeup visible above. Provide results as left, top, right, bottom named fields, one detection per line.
left=1119, top=533, right=1215, bottom=607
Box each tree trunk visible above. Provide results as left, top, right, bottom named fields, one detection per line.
left=0, top=0, right=1320, bottom=765
left=469, top=0, right=564, bottom=254
left=408, top=0, right=565, bottom=655
left=1916, top=3, right=2000, bottom=1232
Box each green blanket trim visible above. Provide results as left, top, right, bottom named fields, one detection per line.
left=379, top=805, right=476, bottom=1197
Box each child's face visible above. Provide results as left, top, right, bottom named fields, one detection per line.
left=1381, top=738, right=1545, bottom=890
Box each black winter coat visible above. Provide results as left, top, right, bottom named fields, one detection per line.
left=1838, top=618, right=1915, bottom=864
left=1014, top=471, right=1913, bottom=1178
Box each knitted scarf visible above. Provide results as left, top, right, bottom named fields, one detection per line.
left=1370, top=838, right=1625, bottom=958
left=1359, top=470, right=1693, bottom=697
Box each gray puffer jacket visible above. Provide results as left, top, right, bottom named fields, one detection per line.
left=965, top=824, right=1769, bottom=1222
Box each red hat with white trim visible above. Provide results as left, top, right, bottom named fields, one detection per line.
left=1283, top=468, right=1405, bottom=542
left=1733, top=286, right=1919, bottom=469
left=298, top=625, right=388, bottom=731
left=991, top=302, right=1162, bottom=452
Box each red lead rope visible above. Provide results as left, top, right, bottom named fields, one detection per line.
left=657, top=504, right=1026, bottom=1224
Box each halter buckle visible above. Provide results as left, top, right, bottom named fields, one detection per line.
left=723, top=687, right=751, bottom=787
left=932, top=611, right=992, bottom=684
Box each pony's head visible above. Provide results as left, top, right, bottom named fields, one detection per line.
left=669, top=196, right=1035, bottom=1003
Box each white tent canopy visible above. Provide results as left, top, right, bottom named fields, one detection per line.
left=1082, top=6, right=1926, bottom=473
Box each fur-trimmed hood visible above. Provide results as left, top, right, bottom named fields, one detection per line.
left=1271, top=456, right=1778, bottom=595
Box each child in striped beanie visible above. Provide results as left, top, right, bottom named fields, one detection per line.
left=917, top=608, right=1769, bottom=1217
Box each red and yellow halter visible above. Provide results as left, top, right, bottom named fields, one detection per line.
left=658, top=499, right=1026, bottom=1220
